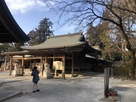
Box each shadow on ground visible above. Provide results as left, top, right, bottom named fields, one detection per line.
left=112, top=86, right=131, bottom=91
left=78, top=72, right=104, bottom=77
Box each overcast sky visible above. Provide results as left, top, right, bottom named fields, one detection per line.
left=5, top=0, right=77, bottom=35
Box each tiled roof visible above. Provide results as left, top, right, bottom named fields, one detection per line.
left=22, top=32, right=86, bottom=50
left=2, top=33, right=101, bottom=55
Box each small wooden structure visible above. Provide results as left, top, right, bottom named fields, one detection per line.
left=2, top=33, right=111, bottom=79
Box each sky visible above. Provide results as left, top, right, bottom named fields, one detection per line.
left=5, top=0, right=77, bottom=36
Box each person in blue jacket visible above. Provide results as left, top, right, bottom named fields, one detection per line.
left=31, top=66, right=40, bottom=93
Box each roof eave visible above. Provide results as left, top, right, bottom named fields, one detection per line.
left=0, top=0, right=30, bottom=43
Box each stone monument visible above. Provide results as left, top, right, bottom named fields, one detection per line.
left=12, top=62, right=20, bottom=76
left=43, top=62, right=53, bottom=79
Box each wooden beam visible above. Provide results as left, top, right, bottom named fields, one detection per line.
left=13, top=57, right=42, bottom=60
left=47, top=56, right=62, bottom=59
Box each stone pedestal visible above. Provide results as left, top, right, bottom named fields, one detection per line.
left=12, top=69, right=21, bottom=76
left=43, top=70, right=53, bottom=79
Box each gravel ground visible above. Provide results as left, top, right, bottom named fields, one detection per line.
left=1, top=71, right=136, bottom=102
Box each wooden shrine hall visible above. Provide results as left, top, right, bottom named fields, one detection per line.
left=1, top=33, right=111, bottom=79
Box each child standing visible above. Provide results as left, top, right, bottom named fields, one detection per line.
left=31, top=66, right=40, bottom=93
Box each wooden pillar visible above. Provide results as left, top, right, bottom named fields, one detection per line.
left=40, top=56, right=43, bottom=77
left=22, top=55, right=24, bottom=75
left=104, top=68, right=110, bottom=98
left=40, top=56, right=43, bottom=66
left=71, top=53, right=74, bottom=77
left=53, top=55, right=57, bottom=76
left=30, top=60, right=32, bottom=69
left=45, top=56, right=47, bottom=63
left=42, top=56, right=47, bottom=76
left=34, top=59, right=36, bottom=66
left=4, top=58, right=7, bottom=71
left=62, top=53, right=65, bottom=79
left=9, top=56, right=13, bottom=75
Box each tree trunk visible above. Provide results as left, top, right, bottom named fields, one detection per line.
left=120, top=25, right=136, bottom=79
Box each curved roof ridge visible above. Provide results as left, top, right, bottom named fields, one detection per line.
left=48, top=32, right=83, bottom=39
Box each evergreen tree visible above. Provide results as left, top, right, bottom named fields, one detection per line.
left=28, top=18, right=53, bottom=45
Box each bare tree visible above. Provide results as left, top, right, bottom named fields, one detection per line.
left=46, top=0, right=136, bottom=79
